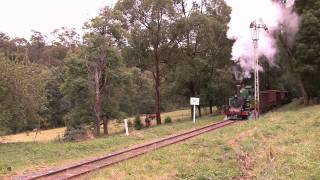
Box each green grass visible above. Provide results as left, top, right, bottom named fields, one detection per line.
left=1, top=108, right=211, bottom=143
left=86, top=101, right=320, bottom=180
left=2, top=102, right=319, bottom=179
left=0, top=115, right=221, bottom=177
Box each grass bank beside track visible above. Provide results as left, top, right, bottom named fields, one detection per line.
left=0, top=108, right=213, bottom=143
left=88, top=101, right=320, bottom=180
left=0, top=115, right=221, bottom=177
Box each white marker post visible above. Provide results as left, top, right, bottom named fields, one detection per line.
left=124, top=119, right=129, bottom=136
left=190, top=97, right=200, bottom=123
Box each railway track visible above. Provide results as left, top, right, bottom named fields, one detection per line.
left=13, top=120, right=236, bottom=180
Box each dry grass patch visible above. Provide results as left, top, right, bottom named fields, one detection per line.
left=1, top=108, right=213, bottom=143
left=0, top=127, right=65, bottom=143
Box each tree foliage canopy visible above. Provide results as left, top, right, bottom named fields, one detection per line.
left=0, top=0, right=319, bottom=136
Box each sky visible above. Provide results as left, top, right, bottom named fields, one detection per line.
left=0, top=0, right=200, bottom=41
left=0, top=0, right=118, bottom=39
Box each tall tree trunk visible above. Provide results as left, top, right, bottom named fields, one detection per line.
left=94, top=68, right=101, bottom=136
left=189, top=83, right=196, bottom=119
left=155, top=50, right=161, bottom=125
left=197, top=105, right=202, bottom=117
left=209, top=100, right=213, bottom=114
left=103, top=116, right=108, bottom=136
left=298, top=76, right=309, bottom=105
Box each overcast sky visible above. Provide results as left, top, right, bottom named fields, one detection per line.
left=0, top=0, right=118, bottom=39
left=0, top=0, right=200, bottom=40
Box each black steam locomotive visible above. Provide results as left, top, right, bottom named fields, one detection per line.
left=223, top=85, right=254, bottom=120
left=224, top=85, right=290, bottom=120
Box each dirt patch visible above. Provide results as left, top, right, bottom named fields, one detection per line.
left=0, top=136, right=7, bottom=143
left=229, top=128, right=257, bottom=179
left=236, top=153, right=255, bottom=180
left=228, top=128, right=257, bottom=148
left=231, top=153, right=255, bottom=180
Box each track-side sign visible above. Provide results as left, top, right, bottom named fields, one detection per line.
left=190, top=97, right=200, bottom=106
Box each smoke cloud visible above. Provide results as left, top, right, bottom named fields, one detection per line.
left=225, top=0, right=300, bottom=75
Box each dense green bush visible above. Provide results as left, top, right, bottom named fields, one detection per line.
left=164, top=116, right=172, bottom=124
left=134, top=115, right=143, bottom=130
left=64, top=126, right=92, bottom=141
left=0, top=57, right=52, bottom=134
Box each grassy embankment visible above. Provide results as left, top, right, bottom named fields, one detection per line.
left=0, top=111, right=219, bottom=177
left=0, top=108, right=211, bottom=143
left=87, top=101, right=320, bottom=180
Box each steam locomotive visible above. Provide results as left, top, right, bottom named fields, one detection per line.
left=223, top=85, right=290, bottom=120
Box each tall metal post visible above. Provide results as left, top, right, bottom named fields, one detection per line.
left=250, top=19, right=268, bottom=119
left=253, top=39, right=259, bottom=119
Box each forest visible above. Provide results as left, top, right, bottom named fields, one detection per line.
left=0, top=0, right=319, bottom=138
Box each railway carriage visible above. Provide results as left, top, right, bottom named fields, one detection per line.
left=224, top=86, right=290, bottom=120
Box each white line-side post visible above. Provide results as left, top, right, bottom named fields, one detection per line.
left=124, top=119, right=129, bottom=136
left=193, top=105, right=196, bottom=123
left=190, top=97, right=200, bottom=124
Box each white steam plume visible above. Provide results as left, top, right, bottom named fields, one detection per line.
left=225, top=0, right=300, bottom=76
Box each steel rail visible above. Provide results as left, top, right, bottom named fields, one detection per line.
left=13, top=120, right=236, bottom=180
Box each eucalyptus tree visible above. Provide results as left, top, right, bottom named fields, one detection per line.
left=273, top=0, right=320, bottom=104
left=0, top=55, right=52, bottom=134
left=28, top=30, right=46, bottom=63
left=83, top=7, right=125, bottom=136
left=60, top=51, right=94, bottom=130
left=0, top=33, right=30, bottom=63
left=169, top=0, right=233, bottom=116
left=293, top=0, right=320, bottom=104
left=10, top=38, right=30, bottom=63
left=51, top=27, right=81, bottom=50
left=0, top=33, right=11, bottom=58
left=115, top=0, right=177, bottom=124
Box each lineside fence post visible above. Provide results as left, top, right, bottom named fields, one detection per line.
left=193, top=105, right=196, bottom=123
left=124, top=119, right=129, bottom=136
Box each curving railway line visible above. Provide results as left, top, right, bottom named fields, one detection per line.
left=13, top=120, right=236, bottom=180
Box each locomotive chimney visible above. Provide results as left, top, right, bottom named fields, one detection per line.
left=236, top=85, right=241, bottom=96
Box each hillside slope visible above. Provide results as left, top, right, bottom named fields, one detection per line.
left=88, top=102, right=320, bottom=179
left=0, top=114, right=219, bottom=177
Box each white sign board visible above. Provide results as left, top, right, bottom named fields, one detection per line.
left=190, top=97, right=200, bottom=123
left=190, top=97, right=200, bottom=106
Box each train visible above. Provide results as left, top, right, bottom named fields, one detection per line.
left=223, top=85, right=291, bottom=120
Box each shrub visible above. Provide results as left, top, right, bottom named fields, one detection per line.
left=134, top=115, right=143, bottom=130
left=128, top=120, right=133, bottom=127
left=164, top=116, right=172, bottom=124
left=64, top=126, right=93, bottom=141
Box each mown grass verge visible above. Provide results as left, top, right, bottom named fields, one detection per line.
left=0, top=115, right=221, bottom=177
left=87, top=101, right=320, bottom=180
